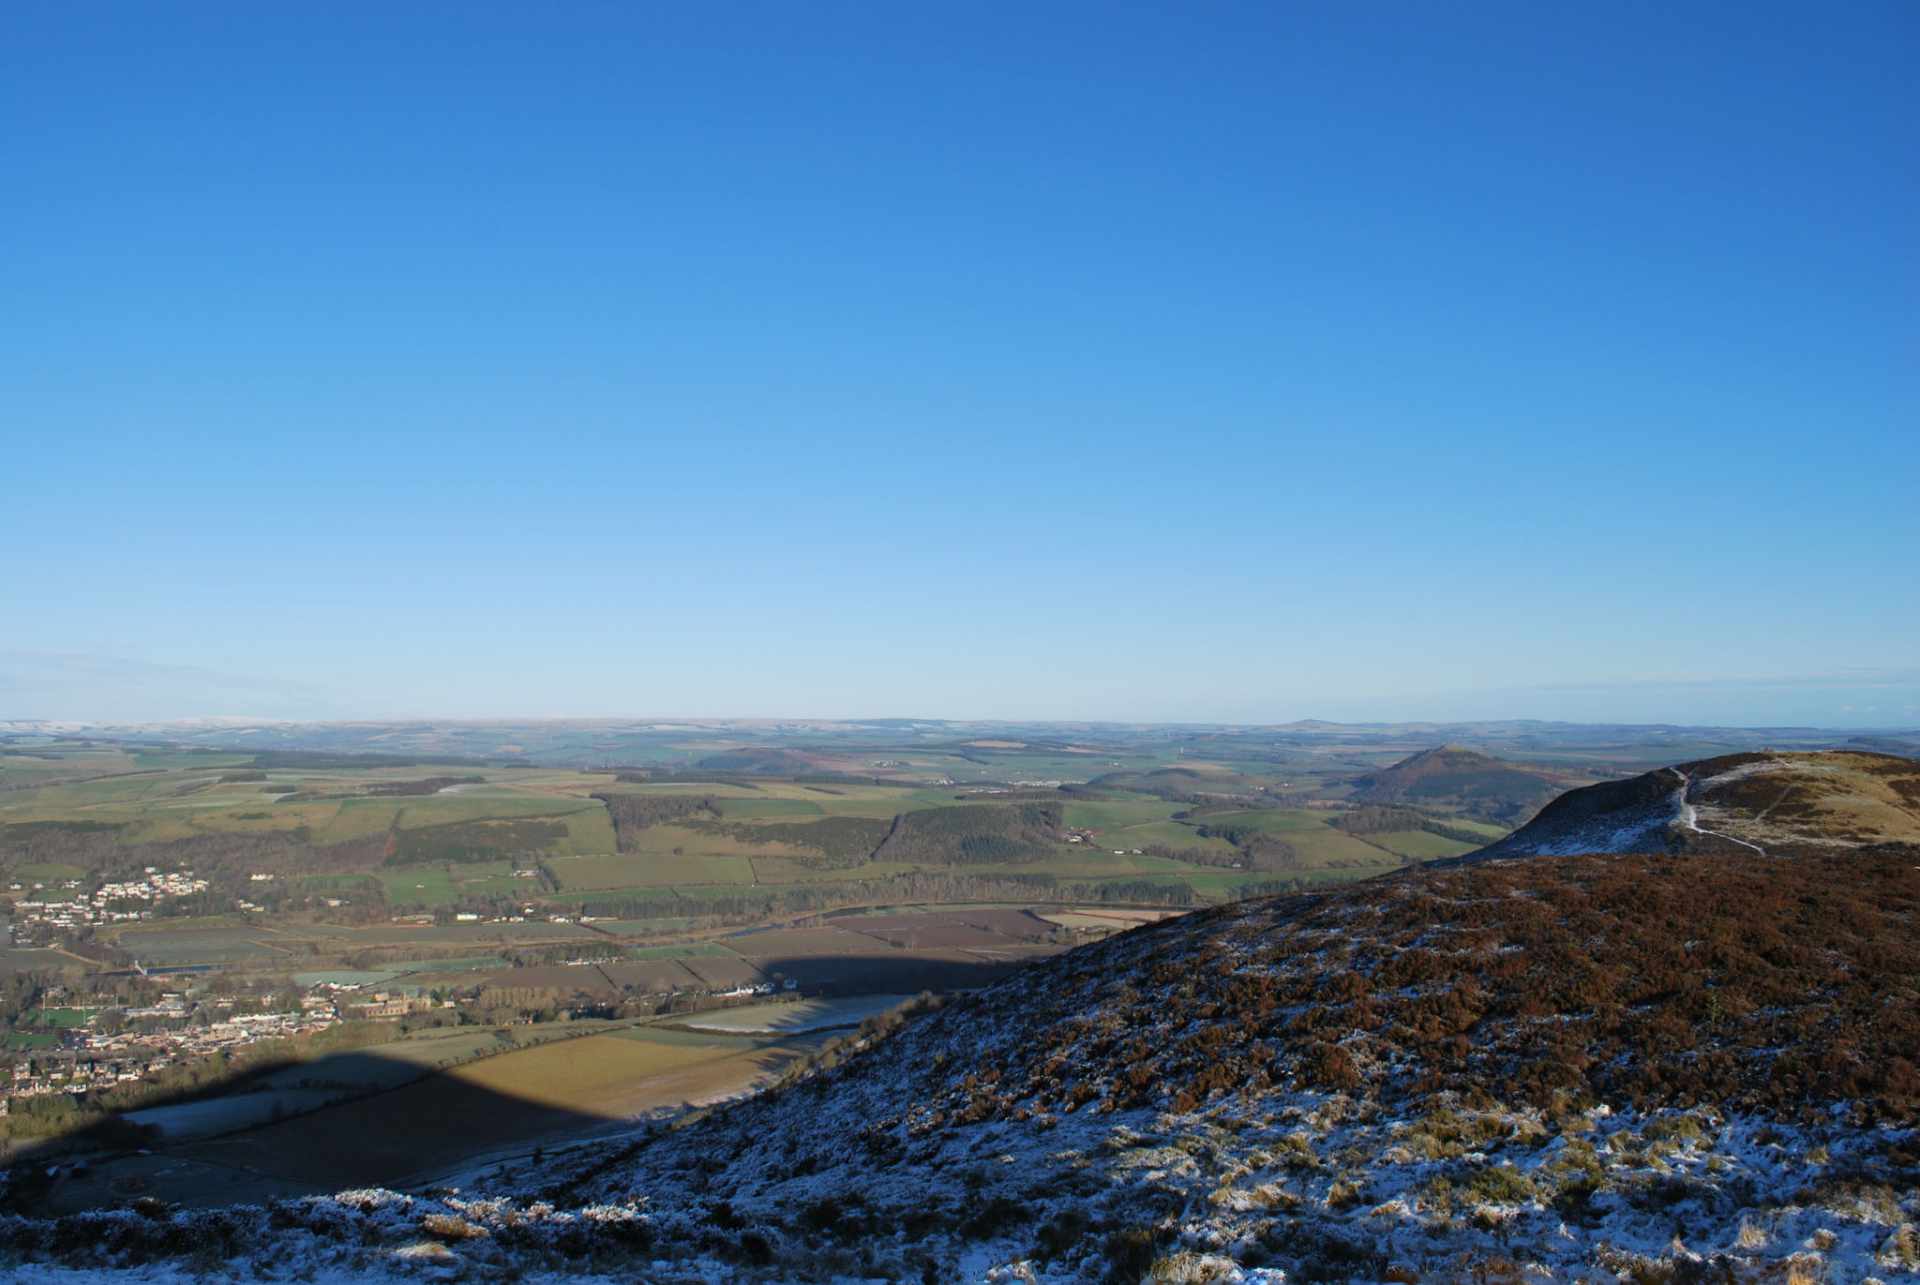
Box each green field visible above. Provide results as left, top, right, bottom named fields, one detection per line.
left=1061, top=799, right=1191, bottom=830
left=1275, top=826, right=1405, bottom=870
left=302, top=873, right=377, bottom=891
left=546, top=850, right=754, bottom=890
left=714, top=798, right=826, bottom=819
left=591, top=917, right=698, bottom=935
left=623, top=943, right=733, bottom=960
left=1, top=761, right=618, bottom=862
left=26, top=1006, right=95, bottom=1029
left=1057, top=796, right=1242, bottom=856
left=114, top=926, right=284, bottom=965
left=1429, top=816, right=1511, bottom=839
left=12, top=862, right=88, bottom=883
left=1363, top=829, right=1479, bottom=860
left=379, top=861, right=538, bottom=908
left=745, top=856, right=926, bottom=884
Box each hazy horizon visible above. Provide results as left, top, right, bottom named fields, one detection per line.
left=5, top=649, right=1917, bottom=731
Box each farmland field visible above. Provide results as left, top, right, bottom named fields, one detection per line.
left=24, top=1007, right=93, bottom=1029
left=377, top=861, right=536, bottom=908
left=1007, top=848, right=1202, bottom=878
left=745, top=856, right=923, bottom=884
left=12, top=863, right=88, bottom=884
left=545, top=849, right=754, bottom=890
left=1193, top=808, right=1330, bottom=835
left=590, top=917, right=697, bottom=935
left=624, top=942, right=732, bottom=960
left=157, top=1027, right=827, bottom=1198
left=1430, top=815, right=1511, bottom=839
left=0, top=948, right=74, bottom=975
left=1362, top=829, right=1479, bottom=860
left=1038, top=908, right=1179, bottom=931
left=712, top=798, right=825, bottom=819
left=1279, top=826, right=1407, bottom=870
left=113, top=925, right=284, bottom=965
left=1061, top=798, right=1191, bottom=830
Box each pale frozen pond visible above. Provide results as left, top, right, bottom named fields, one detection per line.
left=126, top=1089, right=339, bottom=1140
left=680, top=995, right=914, bottom=1034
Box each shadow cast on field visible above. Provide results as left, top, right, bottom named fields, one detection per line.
left=11, top=1049, right=628, bottom=1214
left=9, top=953, right=1031, bottom=1217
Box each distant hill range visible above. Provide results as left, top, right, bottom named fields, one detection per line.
left=1845, top=733, right=1920, bottom=757
left=1349, top=744, right=1563, bottom=824
left=1472, top=749, right=1920, bottom=859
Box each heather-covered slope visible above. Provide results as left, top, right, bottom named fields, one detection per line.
left=1473, top=749, right=1920, bottom=859
left=529, top=848, right=1914, bottom=1280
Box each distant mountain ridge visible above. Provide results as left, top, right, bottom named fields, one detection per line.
left=5, top=717, right=1904, bottom=771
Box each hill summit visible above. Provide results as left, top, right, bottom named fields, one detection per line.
left=1350, top=745, right=1561, bottom=824
left=1473, top=749, right=1920, bottom=859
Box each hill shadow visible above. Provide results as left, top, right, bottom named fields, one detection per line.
left=4, top=1045, right=625, bottom=1215
left=4, top=952, right=1040, bottom=1218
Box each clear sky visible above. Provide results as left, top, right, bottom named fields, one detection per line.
left=4, top=2, right=1915, bottom=727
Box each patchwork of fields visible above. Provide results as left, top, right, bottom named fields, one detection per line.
left=1, top=737, right=1526, bottom=984
left=0, top=727, right=1641, bottom=1218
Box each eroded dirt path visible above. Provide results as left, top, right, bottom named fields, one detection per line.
left=1667, top=767, right=1768, bottom=856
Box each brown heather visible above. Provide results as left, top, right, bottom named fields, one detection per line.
left=892, top=847, right=1920, bottom=1132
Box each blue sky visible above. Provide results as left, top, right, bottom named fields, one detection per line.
left=4, top=2, right=1914, bottom=726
